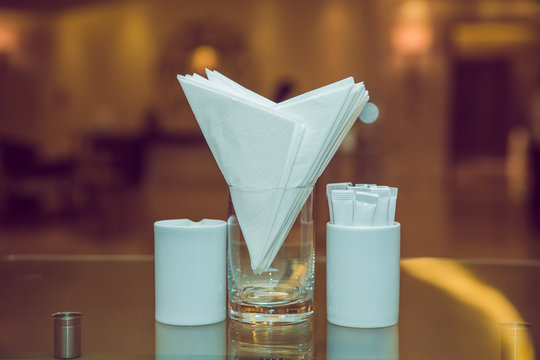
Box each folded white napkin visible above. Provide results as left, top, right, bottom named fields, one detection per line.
left=177, top=70, right=369, bottom=273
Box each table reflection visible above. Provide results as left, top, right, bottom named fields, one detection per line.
left=155, top=321, right=226, bottom=359
left=1, top=257, right=539, bottom=359
left=228, top=320, right=313, bottom=359
left=327, top=324, right=398, bottom=360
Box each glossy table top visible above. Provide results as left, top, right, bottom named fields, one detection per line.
left=0, top=255, right=538, bottom=359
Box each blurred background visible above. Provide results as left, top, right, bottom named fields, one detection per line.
left=0, top=0, right=540, bottom=259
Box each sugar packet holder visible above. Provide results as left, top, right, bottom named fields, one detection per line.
left=326, top=221, right=400, bottom=328
left=326, top=182, right=400, bottom=328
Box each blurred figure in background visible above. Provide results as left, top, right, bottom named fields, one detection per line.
left=272, top=77, right=296, bottom=103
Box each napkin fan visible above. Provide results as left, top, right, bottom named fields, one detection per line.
left=178, top=70, right=369, bottom=273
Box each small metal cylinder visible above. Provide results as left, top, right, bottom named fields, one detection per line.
left=52, top=312, right=82, bottom=359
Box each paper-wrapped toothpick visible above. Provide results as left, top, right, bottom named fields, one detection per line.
left=178, top=70, right=369, bottom=273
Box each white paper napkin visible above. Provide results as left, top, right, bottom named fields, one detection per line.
left=177, top=71, right=369, bottom=273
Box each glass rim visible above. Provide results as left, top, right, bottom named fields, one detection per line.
left=499, top=321, right=532, bottom=329
left=228, top=185, right=315, bottom=192
left=51, top=312, right=82, bottom=319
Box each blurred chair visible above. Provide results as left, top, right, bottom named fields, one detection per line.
left=0, top=138, right=76, bottom=223
left=88, top=133, right=146, bottom=187
left=73, top=132, right=147, bottom=235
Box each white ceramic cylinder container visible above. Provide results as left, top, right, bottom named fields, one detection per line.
left=326, top=222, right=400, bottom=328
left=154, top=219, right=227, bottom=325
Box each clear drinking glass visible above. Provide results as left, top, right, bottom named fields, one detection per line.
left=227, top=186, right=315, bottom=325
left=500, top=322, right=533, bottom=360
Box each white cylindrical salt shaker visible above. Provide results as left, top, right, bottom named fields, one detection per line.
left=326, top=222, right=400, bottom=328
left=154, top=219, right=226, bottom=325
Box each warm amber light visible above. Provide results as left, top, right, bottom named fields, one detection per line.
left=0, top=25, right=17, bottom=53
left=391, top=22, right=433, bottom=56
left=190, top=45, right=219, bottom=73
left=402, top=258, right=534, bottom=360
left=451, top=22, right=538, bottom=47
left=400, top=0, right=430, bottom=22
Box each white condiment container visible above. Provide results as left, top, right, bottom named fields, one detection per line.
left=326, top=222, right=400, bottom=328
left=154, top=219, right=226, bottom=325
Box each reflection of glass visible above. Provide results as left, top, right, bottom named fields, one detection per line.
left=155, top=321, right=225, bottom=359
left=327, top=323, right=399, bottom=360
left=500, top=322, right=534, bottom=360
left=227, top=186, right=314, bottom=325
left=229, top=319, right=313, bottom=359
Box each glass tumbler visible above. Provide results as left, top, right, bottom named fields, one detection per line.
left=500, top=322, right=533, bottom=360
left=227, top=186, right=315, bottom=325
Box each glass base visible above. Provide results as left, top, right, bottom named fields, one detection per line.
left=229, top=285, right=313, bottom=325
